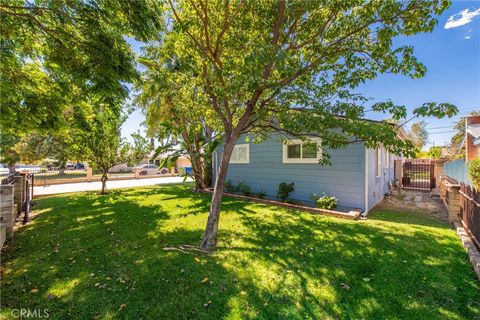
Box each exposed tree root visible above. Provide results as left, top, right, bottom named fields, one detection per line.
left=163, top=244, right=211, bottom=254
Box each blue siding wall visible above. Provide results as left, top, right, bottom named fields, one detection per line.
left=366, top=148, right=399, bottom=211
left=213, top=133, right=366, bottom=210
left=444, top=159, right=469, bottom=184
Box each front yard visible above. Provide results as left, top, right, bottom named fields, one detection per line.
left=1, top=185, right=479, bottom=319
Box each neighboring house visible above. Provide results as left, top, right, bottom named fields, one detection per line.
left=213, top=126, right=406, bottom=214
left=465, top=115, right=480, bottom=162
left=141, top=152, right=192, bottom=169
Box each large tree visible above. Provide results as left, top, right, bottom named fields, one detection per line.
left=136, top=53, right=220, bottom=190
left=407, top=121, right=429, bottom=150
left=152, top=0, right=457, bottom=250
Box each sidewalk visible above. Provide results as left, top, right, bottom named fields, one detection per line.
left=34, top=176, right=192, bottom=196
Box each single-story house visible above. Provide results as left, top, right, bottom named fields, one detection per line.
left=213, top=127, right=406, bottom=214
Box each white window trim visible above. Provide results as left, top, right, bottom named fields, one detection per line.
left=384, top=151, right=389, bottom=168
left=282, top=138, right=322, bottom=164
left=230, top=144, right=250, bottom=164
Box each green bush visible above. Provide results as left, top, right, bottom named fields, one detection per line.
left=224, top=179, right=236, bottom=193
left=310, top=193, right=338, bottom=210
left=469, top=159, right=480, bottom=190
left=256, top=189, right=266, bottom=199
left=277, top=182, right=295, bottom=202
left=237, top=180, right=251, bottom=196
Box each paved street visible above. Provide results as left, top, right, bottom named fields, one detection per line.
left=34, top=176, right=192, bottom=196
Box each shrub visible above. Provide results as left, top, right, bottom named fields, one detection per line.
left=277, top=182, right=295, bottom=202
left=309, top=193, right=319, bottom=203
left=311, top=193, right=338, bottom=210
left=237, top=180, right=251, bottom=196
left=256, top=189, right=266, bottom=199
left=469, top=159, right=480, bottom=190
left=224, top=179, right=236, bottom=193
left=178, top=167, right=186, bottom=176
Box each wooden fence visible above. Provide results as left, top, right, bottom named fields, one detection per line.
left=459, top=182, right=480, bottom=250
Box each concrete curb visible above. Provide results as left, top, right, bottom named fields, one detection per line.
left=454, top=221, right=480, bottom=281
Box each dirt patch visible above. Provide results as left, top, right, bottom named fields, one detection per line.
left=377, top=188, right=448, bottom=222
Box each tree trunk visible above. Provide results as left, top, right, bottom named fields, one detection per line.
left=200, top=139, right=236, bottom=250
left=100, top=171, right=108, bottom=194
left=8, top=164, right=15, bottom=174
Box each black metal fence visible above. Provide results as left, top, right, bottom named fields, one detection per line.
left=402, top=159, right=435, bottom=190
left=33, top=169, right=88, bottom=186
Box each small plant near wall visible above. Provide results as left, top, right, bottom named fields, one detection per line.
left=256, top=189, right=266, bottom=199
left=237, top=181, right=251, bottom=196
left=469, top=159, right=480, bottom=190
left=310, top=193, right=338, bottom=210
left=277, top=182, right=295, bottom=202
left=224, top=179, right=236, bottom=193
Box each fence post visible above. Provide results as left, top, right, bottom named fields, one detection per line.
left=13, top=174, right=25, bottom=216
left=86, top=167, right=93, bottom=182
left=433, top=159, right=446, bottom=188
left=0, top=185, right=15, bottom=239
left=445, top=183, right=461, bottom=223
left=394, top=160, right=403, bottom=189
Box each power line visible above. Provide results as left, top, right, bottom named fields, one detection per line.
left=426, top=125, right=454, bottom=129
left=428, top=130, right=456, bottom=134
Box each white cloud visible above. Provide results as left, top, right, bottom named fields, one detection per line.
left=444, top=8, right=480, bottom=29
left=465, top=35, right=471, bottom=39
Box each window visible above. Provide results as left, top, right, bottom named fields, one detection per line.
left=283, top=138, right=322, bottom=163
left=376, top=148, right=381, bottom=177
left=384, top=151, right=389, bottom=168
left=230, top=144, right=249, bottom=164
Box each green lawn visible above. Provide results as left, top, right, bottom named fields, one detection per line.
left=1, top=185, right=479, bottom=319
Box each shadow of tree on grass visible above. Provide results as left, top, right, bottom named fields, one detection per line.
left=1, top=184, right=479, bottom=319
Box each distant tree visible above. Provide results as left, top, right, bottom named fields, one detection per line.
left=427, top=146, right=442, bottom=159
left=128, top=132, right=152, bottom=167
left=13, top=133, right=71, bottom=169
left=0, top=132, right=21, bottom=172
left=408, top=121, right=429, bottom=150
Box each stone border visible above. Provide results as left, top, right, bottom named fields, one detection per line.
left=454, top=221, right=480, bottom=281
left=196, top=189, right=362, bottom=220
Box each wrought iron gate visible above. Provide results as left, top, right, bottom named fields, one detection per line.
left=401, top=159, right=435, bottom=190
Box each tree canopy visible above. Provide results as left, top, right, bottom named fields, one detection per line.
left=0, top=0, right=163, bottom=160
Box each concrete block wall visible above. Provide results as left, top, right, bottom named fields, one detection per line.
left=439, top=176, right=461, bottom=223
left=0, top=185, right=15, bottom=239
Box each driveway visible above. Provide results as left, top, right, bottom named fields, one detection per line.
left=34, top=176, right=192, bottom=196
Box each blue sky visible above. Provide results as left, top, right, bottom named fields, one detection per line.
left=122, top=1, right=480, bottom=150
